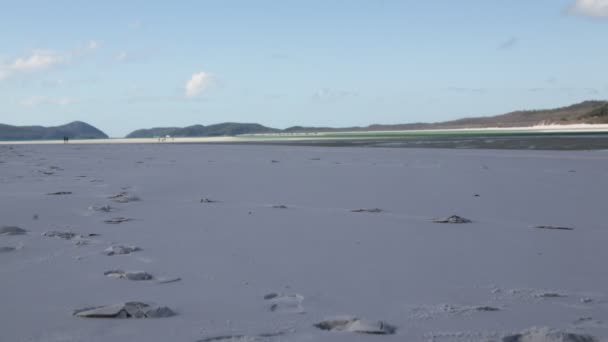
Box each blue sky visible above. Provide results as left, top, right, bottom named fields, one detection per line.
left=1, top=0, right=607, bottom=137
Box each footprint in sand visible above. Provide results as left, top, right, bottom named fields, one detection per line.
left=314, top=316, right=397, bottom=335
left=501, top=327, right=597, bottom=342
left=351, top=208, right=383, bottom=213
left=409, top=304, right=500, bottom=320
left=104, top=245, right=141, bottom=256
left=108, top=192, right=140, bottom=203
left=88, top=205, right=114, bottom=213
left=104, top=270, right=154, bottom=281
left=43, top=231, right=96, bottom=246
left=0, top=226, right=27, bottom=236
left=73, top=302, right=176, bottom=319
left=198, top=332, right=286, bottom=342
left=433, top=215, right=472, bottom=224
left=43, top=231, right=80, bottom=240
left=535, top=225, right=574, bottom=231
left=0, top=244, right=23, bottom=253
left=103, top=217, right=133, bottom=224
left=263, top=292, right=305, bottom=313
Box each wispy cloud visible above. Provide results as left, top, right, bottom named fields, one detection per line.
left=185, top=71, right=214, bottom=98
left=115, top=51, right=129, bottom=62
left=446, top=87, right=487, bottom=94
left=0, top=41, right=100, bottom=81
left=88, top=40, right=101, bottom=50
left=21, top=96, right=76, bottom=107
left=11, top=50, right=66, bottom=72
left=498, top=37, right=519, bottom=50
left=311, top=88, right=358, bottom=103
left=527, top=87, right=599, bottom=94
left=568, top=0, right=608, bottom=18
left=130, top=19, right=143, bottom=29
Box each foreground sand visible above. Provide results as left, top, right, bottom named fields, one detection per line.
left=1, top=143, right=607, bottom=341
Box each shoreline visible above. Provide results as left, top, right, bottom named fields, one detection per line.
left=1, top=123, right=608, bottom=145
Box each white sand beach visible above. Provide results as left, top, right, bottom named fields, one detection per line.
left=1, top=143, right=607, bottom=341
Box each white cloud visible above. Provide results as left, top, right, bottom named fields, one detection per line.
left=116, top=51, right=128, bottom=62
left=21, top=96, right=75, bottom=107
left=88, top=40, right=101, bottom=50
left=569, top=0, right=608, bottom=18
left=0, top=42, right=98, bottom=81
left=11, top=50, right=65, bottom=72
left=130, top=19, right=143, bottom=29
left=185, top=71, right=214, bottom=98
left=0, top=49, right=71, bottom=80
left=312, top=88, right=358, bottom=103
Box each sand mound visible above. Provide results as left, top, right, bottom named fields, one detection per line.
left=73, top=302, right=176, bottom=318
left=315, top=317, right=396, bottom=335
left=502, top=327, right=597, bottom=342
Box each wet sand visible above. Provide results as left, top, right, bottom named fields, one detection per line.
left=1, top=143, right=607, bottom=341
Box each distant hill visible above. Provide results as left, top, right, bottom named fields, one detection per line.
left=0, top=121, right=108, bottom=141
left=126, top=122, right=278, bottom=138
left=281, top=100, right=608, bottom=133
left=122, top=100, right=608, bottom=138
left=431, top=100, right=608, bottom=128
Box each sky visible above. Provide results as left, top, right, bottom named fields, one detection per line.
left=1, top=0, right=607, bottom=137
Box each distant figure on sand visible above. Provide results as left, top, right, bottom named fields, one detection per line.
left=63, top=136, right=69, bottom=144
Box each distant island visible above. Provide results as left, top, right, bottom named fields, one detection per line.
left=127, top=100, right=608, bottom=138
left=1, top=100, right=607, bottom=141
left=0, top=121, right=108, bottom=141
left=126, top=123, right=276, bottom=138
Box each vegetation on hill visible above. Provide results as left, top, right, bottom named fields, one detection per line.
left=126, top=123, right=277, bottom=138
left=0, top=121, right=108, bottom=141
